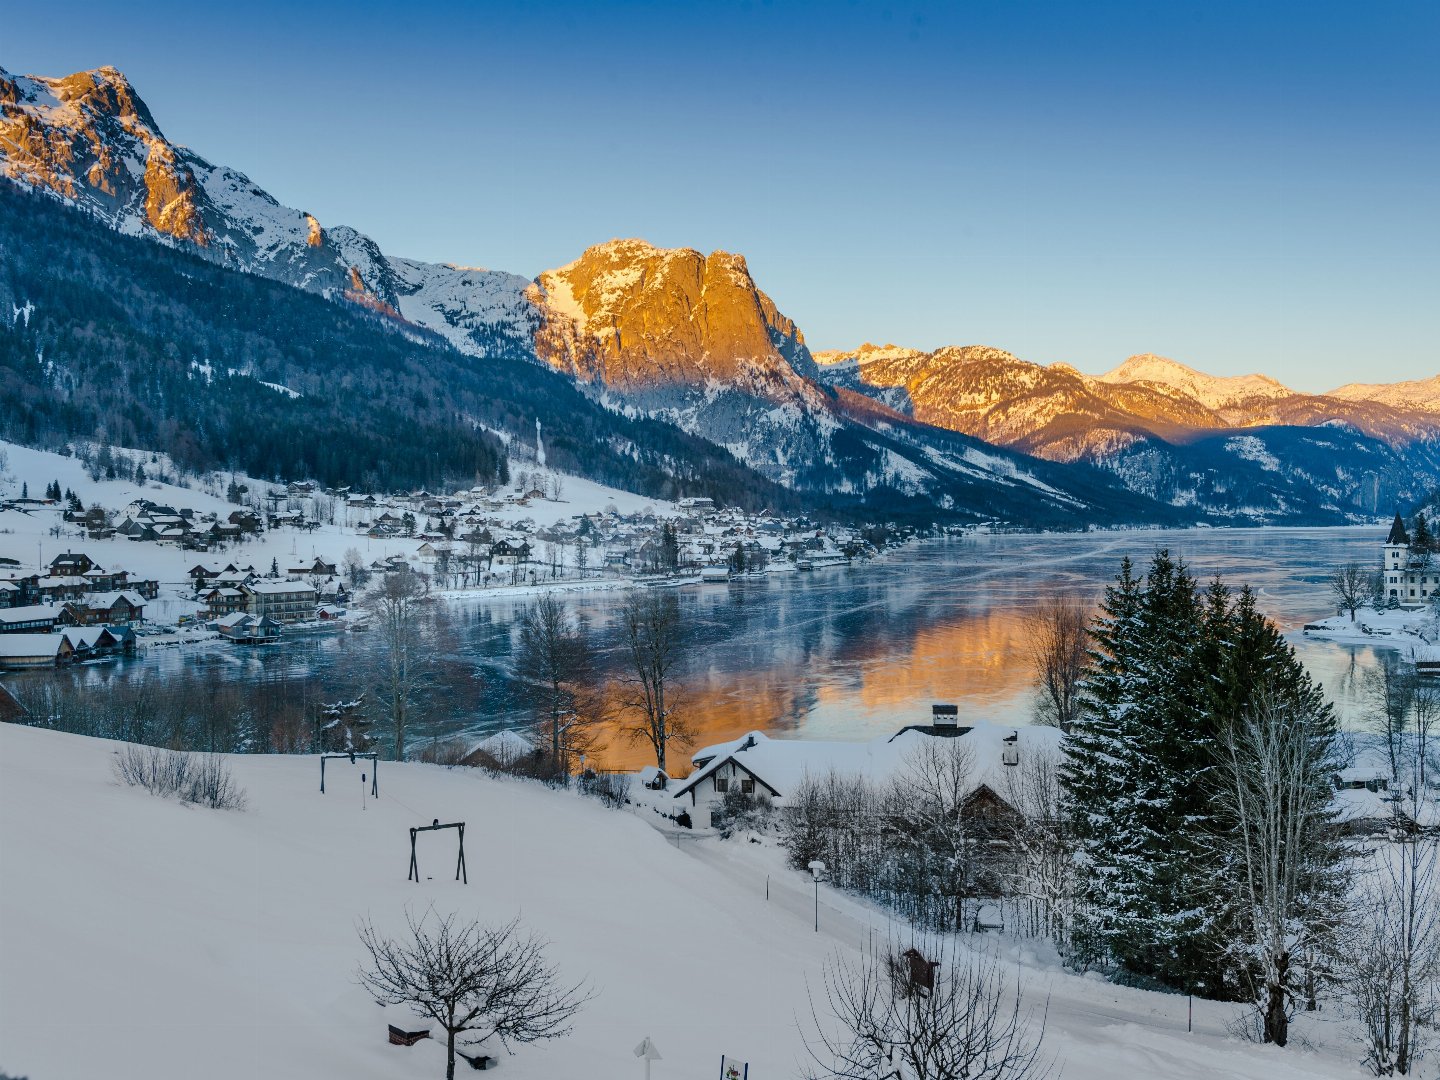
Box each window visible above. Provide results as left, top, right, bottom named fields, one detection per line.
left=741, top=778, right=755, bottom=795
left=714, top=777, right=729, bottom=794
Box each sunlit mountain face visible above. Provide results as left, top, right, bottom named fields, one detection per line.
left=6, top=62, right=1440, bottom=525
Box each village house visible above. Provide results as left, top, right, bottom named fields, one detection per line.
left=60, top=625, right=135, bottom=660
left=60, top=592, right=146, bottom=627
left=1384, top=513, right=1440, bottom=607
left=0, top=633, right=74, bottom=670
left=489, top=539, right=532, bottom=567
left=670, top=715, right=1053, bottom=831
left=0, top=604, right=61, bottom=634
left=202, top=586, right=248, bottom=618
left=288, top=557, right=339, bottom=579
left=49, top=552, right=97, bottom=577
left=215, top=611, right=281, bottom=643
left=240, top=580, right=318, bottom=623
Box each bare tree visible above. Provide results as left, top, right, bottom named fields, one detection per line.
left=342, top=547, right=368, bottom=590
left=1000, top=746, right=1077, bottom=948
left=1365, top=654, right=1418, bottom=792
left=372, top=568, right=430, bottom=760
left=357, top=908, right=590, bottom=1080
left=1332, top=563, right=1375, bottom=622
left=515, top=594, right=598, bottom=777
left=1343, top=836, right=1440, bottom=1077
left=802, top=933, right=1050, bottom=1080
left=1211, top=688, right=1348, bottom=1047
left=1023, top=595, right=1089, bottom=733
left=888, top=739, right=981, bottom=929
left=618, top=590, right=691, bottom=772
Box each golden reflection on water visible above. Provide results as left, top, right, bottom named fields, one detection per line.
left=589, top=606, right=1039, bottom=773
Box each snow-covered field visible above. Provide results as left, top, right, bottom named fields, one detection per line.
left=0, top=724, right=1370, bottom=1080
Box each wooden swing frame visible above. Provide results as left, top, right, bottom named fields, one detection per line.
left=408, top=820, right=467, bottom=884
left=320, top=752, right=379, bottom=797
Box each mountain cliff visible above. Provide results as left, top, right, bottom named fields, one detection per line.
left=0, top=64, right=540, bottom=361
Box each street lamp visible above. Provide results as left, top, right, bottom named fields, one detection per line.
left=808, top=860, right=827, bottom=933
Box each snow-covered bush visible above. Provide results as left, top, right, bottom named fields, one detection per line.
left=112, top=745, right=247, bottom=810
left=579, top=771, right=630, bottom=809
left=711, top=788, right=774, bottom=839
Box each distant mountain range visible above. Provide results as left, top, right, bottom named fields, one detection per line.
left=3, top=63, right=1437, bottom=525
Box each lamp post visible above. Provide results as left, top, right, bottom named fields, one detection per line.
left=808, top=860, right=827, bottom=933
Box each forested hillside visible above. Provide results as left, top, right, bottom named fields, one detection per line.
left=0, top=182, right=796, bottom=506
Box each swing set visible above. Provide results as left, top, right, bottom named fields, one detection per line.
left=319, top=752, right=379, bottom=798
left=408, top=819, right=468, bottom=884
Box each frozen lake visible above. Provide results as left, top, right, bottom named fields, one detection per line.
left=19, top=526, right=1400, bottom=768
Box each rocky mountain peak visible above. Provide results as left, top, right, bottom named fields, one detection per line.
left=0, top=63, right=204, bottom=244
left=531, top=238, right=815, bottom=388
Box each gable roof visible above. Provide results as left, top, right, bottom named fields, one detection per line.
left=673, top=721, right=1061, bottom=804
left=0, top=634, right=69, bottom=659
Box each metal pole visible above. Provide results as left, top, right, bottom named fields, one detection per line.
left=815, top=879, right=819, bottom=933
left=1188, top=994, right=1192, bottom=1033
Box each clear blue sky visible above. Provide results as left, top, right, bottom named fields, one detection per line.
left=7, top=1, right=1438, bottom=390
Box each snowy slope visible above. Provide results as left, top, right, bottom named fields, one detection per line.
left=1098, top=354, right=1293, bottom=410
left=1329, top=373, right=1440, bottom=413
left=0, top=724, right=1369, bottom=1080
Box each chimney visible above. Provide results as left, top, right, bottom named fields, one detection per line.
left=931, top=703, right=958, bottom=729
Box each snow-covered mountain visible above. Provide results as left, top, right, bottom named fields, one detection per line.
left=1, top=65, right=1181, bottom=526
left=814, top=343, right=1440, bottom=520
left=6, top=60, right=1436, bottom=525
left=1097, top=354, right=1292, bottom=411
left=530, top=239, right=845, bottom=487
left=1329, top=374, right=1440, bottom=414
left=0, top=64, right=540, bottom=360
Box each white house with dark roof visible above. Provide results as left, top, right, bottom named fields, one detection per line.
left=1383, top=513, right=1440, bottom=607
left=670, top=719, right=1058, bottom=830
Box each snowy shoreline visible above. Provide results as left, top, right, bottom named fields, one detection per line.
left=1298, top=605, right=1437, bottom=653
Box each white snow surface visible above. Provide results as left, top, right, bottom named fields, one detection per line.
left=0, top=724, right=1369, bottom=1080
left=1098, top=354, right=1293, bottom=410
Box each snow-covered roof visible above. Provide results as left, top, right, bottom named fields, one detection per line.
left=0, top=604, right=61, bottom=623
left=61, top=627, right=115, bottom=649
left=85, top=591, right=145, bottom=608
left=244, top=580, right=316, bottom=595
left=675, top=721, right=1058, bottom=803
left=0, top=634, right=66, bottom=658
left=472, top=729, right=533, bottom=764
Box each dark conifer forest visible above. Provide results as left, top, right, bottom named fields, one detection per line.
left=0, top=182, right=801, bottom=505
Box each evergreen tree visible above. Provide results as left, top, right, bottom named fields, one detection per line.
left=134, top=462, right=147, bottom=485
left=1414, top=512, right=1434, bottom=554
left=1061, top=556, right=1147, bottom=970
left=660, top=522, right=680, bottom=571
left=1065, top=555, right=1345, bottom=1000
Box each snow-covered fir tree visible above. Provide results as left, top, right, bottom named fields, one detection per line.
left=1062, top=553, right=1344, bottom=1000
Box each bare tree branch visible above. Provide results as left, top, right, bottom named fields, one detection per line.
left=357, top=906, right=591, bottom=1080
